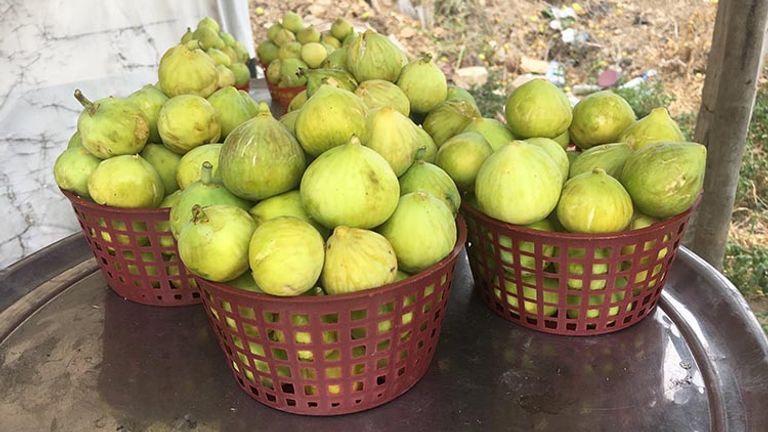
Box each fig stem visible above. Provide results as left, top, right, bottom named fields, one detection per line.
left=200, top=161, right=214, bottom=185
left=420, top=53, right=433, bottom=63
left=73, top=89, right=96, bottom=116
left=191, top=204, right=208, bottom=224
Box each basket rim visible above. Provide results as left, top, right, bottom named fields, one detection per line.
left=460, top=194, right=701, bottom=241
left=197, top=215, right=468, bottom=303
left=61, top=189, right=170, bottom=216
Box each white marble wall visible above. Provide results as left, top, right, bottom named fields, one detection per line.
left=0, top=0, right=252, bottom=268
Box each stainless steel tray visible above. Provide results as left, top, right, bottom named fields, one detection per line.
left=1, top=232, right=766, bottom=431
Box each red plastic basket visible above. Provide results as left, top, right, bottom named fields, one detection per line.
left=62, top=190, right=200, bottom=306
left=196, top=217, right=467, bottom=415
left=461, top=201, right=698, bottom=336
left=266, top=80, right=305, bottom=113
left=235, top=81, right=251, bottom=92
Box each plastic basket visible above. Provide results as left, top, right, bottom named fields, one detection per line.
left=461, top=201, right=698, bottom=336
left=196, top=217, right=467, bottom=415
left=266, top=80, right=305, bottom=113
left=62, top=190, right=200, bottom=306
left=235, top=81, right=251, bottom=92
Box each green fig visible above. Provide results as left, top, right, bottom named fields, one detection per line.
left=494, top=220, right=555, bottom=274
left=287, top=90, right=307, bottom=112
left=53, top=146, right=100, bottom=198
left=445, top=85, right=479, bottom=112
left=248, top=190, right=326, bottom=235
left=423, top=99, right=480, bottom=146
left=219, top=31, right=236, bottom=47
left=193, top=25, right=225, bottom=50
left=570, top=91, right=636, bottom=150
left=321, top=33, right=342, bottom=49
left=435, top=132, right=493, bottom=191
left=207, top=48, right=232, bottom=66
left=322, top=226, right=397, bottom=294
left=176, top=143, right=222, bottom=189
left=300, top=137, right=399, bottom=229
left=620, top=142, right=706, bottom=218
left=304, top=68, right=357, bottom=97
left=525, top=137, right=569, bottom=183
left=398, top=160, right=461, bottom=214
left=505, top=79, right=572, bottom=139
left=397, top=54, right=448, bottom=113
left=178, top=204, right=255, bottom=282
left=66, top=131, right=82, bottom=149
left=278, top=41, right=302, bottom=60
left=566, top=291, right=628, bottom=319
left=219, top=103, right=306, bottom=201
left=74, top=90, right=149, bottom=159
left=158, top=94, right=221, bottom=154
left=278, top=58, right=308, bottom=87
left=557, top=168, right=634, bottom=233
left=257, top=41, right=279, bottom=64
left=169, top=161, right=251, bottom=236
left=494, top=275, right=560, bottom=316
left=207, top=86, right=257, bottom=138
left=279, top=110, right=300, bottom=134
left=553, top=129, right=570, bottom=149
left=463, top=117, right=515, bottom=151
left=232, top=41, right=249, bottom=63
left=301, top=42, right=327, bottom=68
left=295, top=85, right=367, bottom=156
left=331, top=18, right=353, bottom=40
left=228, top=272, right=263, bottom=293
left=159, top=189, right=183, bottom=208
left=127, top=84, right=169, bottom=144
left=266, top=59, right=282, bottom=84
left=272, top=28, right=296, bottom=47
left=158, top=41, right=219, bottom=98
left=562, top=247, right=611, bottom=290
left=180, top=27, right=194, bottom=43
left=197, top=16, right=220, bottom=33
left=215, top=64, right=236, bottom=88
left=619, top=108, right=685, bottom=150
left=249, top=216, right=325, bottom=296
left=355, top=79, right=411, bottom=116
left=322, top=46, right=347, bottom=69
left=569, top=142, right=633, bottom=179
left=414, top=126, right=437, bottom=163
left=362, top=107, right=421, bottom=176
left=266, top=23, right=283, bottom=42
left=297, top=26, right=321, bottom=44
left=221, top=45, right=239, bottom=63
left=140, top=143, right=181, bottom=194
left=281, top=11, right=304, bottom=33
left=228, top=62, right=251, bottom=86
left=475, top=140, right=563, bottom=225
left=378, top=192, right=457, bottom=273
left=88, top=155, right=164, bottom=208
left=346, top=30, right=407, bottom=82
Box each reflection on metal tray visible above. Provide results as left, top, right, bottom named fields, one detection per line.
left=0, top=230, right=766, bottom=431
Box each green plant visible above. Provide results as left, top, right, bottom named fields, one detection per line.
left=724, top=242, right=768, bottom=297
left=467, top=70, right=507, bottom=118
left=614, top=80, right=675, bottom=118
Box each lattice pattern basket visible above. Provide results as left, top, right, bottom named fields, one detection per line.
left=63, top=190, right=200, bottom=306
left=461, top=202, right=698, bottom=336
left=196, top=217, right=467, bottom=415
left=260, top=61, right=305, bottom=113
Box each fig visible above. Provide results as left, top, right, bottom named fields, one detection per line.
left=300, top=42, right=327, bottom=68
left=219, top=102, right=306, bottom=201
left=206, top=48, right=231, bottom=66
left=321, top=226, right=398, bottom=294
left=229, top=272, right=263, bottom=293
left=566, top=291, right=627, bottom=319
left=346, top=30, right=407, bottom=82
left=377, top=192, right=457, bottom=273
left=495, top=219, right=555, bottom=274
left=169, top=161, right=251, bottom=237
left=570, top=91, right=635, bottom=150
left=232, top=41, right=250, bottom=63
left=229, top=62, right=251, bottom=87
left=321, top=34, right=342, bottom=49
left=297, top=26, right=321, bottom=44
left=221, top=46, right=239, bottom=64
left=278, top=58, right=308, bottom=88
left=398, top=160, right=461, bottom=214
left=288, top=90, right=307, bottom=112
left=67, top=131, right=82, bottom=149
left=272, top=28, right=296, bottom=47
left=525, top=137, right=569, bottom=183
left=158, top=94, right=221, bottom=154
left=331, top=18, right=353, bottom=40
left=176, top=143, right=222, bottom=189
left=495, top=275, right=560, bottom=316
left=557, top=168, right=633, bottom=233
left=505, top=79, right=572, bottom=139
left=295, top=85, right=367, bottom=156
left=53, top=146, right=100, bottom=199
left=355, top=79, right=410, bottom=116
left=475, top=140, right=562, bottom=224
left=395, top=271, right=411, bottom=282
left=248, top=190, right=327, bottom=236
left=620, top=141, right=706, bottom=218
left=194, top=25, right=225, bottom=50
left=127, top=84, right=168, bottom=144
left=566, top=149, right=580, bottom=165
left=423, top=99, right=480, bottom=146
left=322, top=46, right=347, bottom=69
left=619, top=108, right=685, bottom=150
left=178, top=205, right=255, bottom=282
left=266, top=60, right=282, bottom=84
left=74, top=90, right=149, bottom=159
left=362, top=107, right=421, bottom=176
left=569, top=142, right=633, bottom=179
left=279, top=109, right=300, bottom=134
left=300, top=137, right=399, bottom=229
left=278, top=41, right=302, bottom=60
left=249, top=217, right=325, bottom=296
left=445, top=85, right=479, bottom=111
left=160, top=190, right=182, bottom=208
left=435, top=132, right=493, bottom=191
left=140, top=143, right=181, bottom=194
left=563, top=247, right=610, bottom=290
left=304, top=69, right=357, bottom=97
left=88, top=155, right=164, bottom=208
left=197, top=17, right=220, bottom=33
left=463, top=117, right=515, bottom=151
left=281, top=11, right=304, bottom=33
left=267, top=24, right=283, bottom=42
left=158, top=41, right=219, bottom=97
left=219, top=31, right=236, bottom=47
left=397, top=54, right=447, bottom=113
left=414, top=126, right=437, bottom=162
left=257, top=40, right=279, bottom=64
left=180, top=27, right=194, bottom=44
left=207, top=86, right=256, bottom=138
left=553, top=129, right=570, bottom=149
left=215, top=64, right=236, bottom=88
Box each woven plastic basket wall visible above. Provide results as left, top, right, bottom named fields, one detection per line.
left=461, top=202, right=698, bottom=336
left=63, top=190, right=200, bottom=306
left=197, top=218, right=467, bottom=415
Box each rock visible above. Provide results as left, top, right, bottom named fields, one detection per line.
left=520, top=56, right=549, bottom=74
left=453, top=66, right=488, bottom=89
left=510, top=73, right=543, bottom=89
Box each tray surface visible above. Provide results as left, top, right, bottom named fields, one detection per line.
left=2, top=236, right=767, bottom=431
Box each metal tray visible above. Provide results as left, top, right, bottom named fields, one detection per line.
left=1, top=232, right=766, bottom=432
